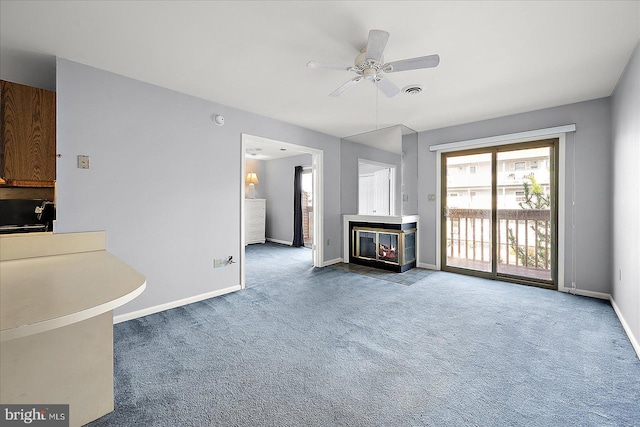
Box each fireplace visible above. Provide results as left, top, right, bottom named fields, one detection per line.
left=351, top=225, right=416, bottom=272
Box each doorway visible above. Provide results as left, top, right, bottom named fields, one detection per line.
left=240, top=134, right=324, bottom=289
left=441, top=139, right=558, bottom=288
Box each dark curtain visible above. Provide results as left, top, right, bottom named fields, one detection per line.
left=292, top=166, right=304, bottom=247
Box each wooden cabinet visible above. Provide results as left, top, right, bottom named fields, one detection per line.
left=0, top=80, right=56, bottom=187
left=245, top=199, right=266, bottom=245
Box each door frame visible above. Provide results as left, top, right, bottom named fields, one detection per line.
left=435, top=132, right=568, bottom=291
left=240, top=133, right=324, bottom=289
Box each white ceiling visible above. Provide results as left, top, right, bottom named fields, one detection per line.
left=244, top=134, right=311, bottom=161
left=1, top=1, right=638, bottom=139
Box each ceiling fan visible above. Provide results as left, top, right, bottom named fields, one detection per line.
left=307, top=29, right=439, bottom=98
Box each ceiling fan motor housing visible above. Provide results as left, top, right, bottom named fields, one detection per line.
left=355, top=48, right=383, bottom=74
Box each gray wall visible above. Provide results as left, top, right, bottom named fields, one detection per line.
left=55, top=58, right=341, bottom=316
left=263, top=153, right=313, bottom=244
left=417, top=98, right=612, bottom=293
left=402, top=132, right=419, bottom=215
left=611, top=41, right=640, bottom=347
left=340, top=139, right=402, bottom=218
left=40, top=54, right=636, bottom=328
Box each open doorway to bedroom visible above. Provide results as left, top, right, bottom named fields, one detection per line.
left=240, top=134, right=324, bottom=289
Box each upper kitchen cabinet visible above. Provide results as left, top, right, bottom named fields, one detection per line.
left=0, top=80, right=56, bottom=187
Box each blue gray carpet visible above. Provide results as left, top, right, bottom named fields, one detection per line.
left=88, top=242, right=640, bottom=426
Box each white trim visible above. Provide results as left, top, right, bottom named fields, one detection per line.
left=435, top=153, right=442, bottom=269
left=266, top=237, right=293, bottom=246
left=113, top=285, right=241, bottom=324
left=557, top=134, right=566, bottom=291
left=417, top=262, right=438, bottom=270
left=323, top=257, right=343, bottom=267
left=342, top=214, right=419, bottom=224
left=429, top=124, right=576, bottom=152
left=240, top=135, right=246, bottom=289
left=313, top=150, right=324, bottom=268
left=560, top=288, right=610, bottom=300
left=611, top=297, right=640, bottom=360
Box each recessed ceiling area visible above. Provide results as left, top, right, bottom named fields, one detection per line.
left=1, top=1, right=638, bottom=139
left=244, top=135, right=310, bottom=161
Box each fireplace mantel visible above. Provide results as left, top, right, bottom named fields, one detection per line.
left=342, top=215, right=419, bottom=266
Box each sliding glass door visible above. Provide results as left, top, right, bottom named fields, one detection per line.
left=443, top=152, right=493, bottom=273
left=442, top=140, right=558, bottom=288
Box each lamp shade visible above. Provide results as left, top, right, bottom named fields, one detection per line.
left=245, top=172, right=259, bottom=184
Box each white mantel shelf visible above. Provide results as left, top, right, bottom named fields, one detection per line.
left=342, top=215, right=419, bottom=264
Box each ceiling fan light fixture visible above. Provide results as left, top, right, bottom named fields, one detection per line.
left=402, top=85, right=423, bottom=95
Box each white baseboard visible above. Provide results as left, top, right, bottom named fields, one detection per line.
left=560, top=288, right=610, bottom=300
left=266, top=238, right=292, bottom=246
left=610, top=297, right=640, bottom=360
left=323, top=257, right=343, bottom=267
left=113, top=284, right=242, bottom=324
left=417, top=262, right=438, bottom=270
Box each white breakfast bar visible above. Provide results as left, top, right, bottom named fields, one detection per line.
left=0, top=231, right=146, bottom=427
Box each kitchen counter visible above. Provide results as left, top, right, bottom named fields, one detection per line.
left=1, top=250, right=145, bottom=341
left=0, top=231, right=146, bottom=426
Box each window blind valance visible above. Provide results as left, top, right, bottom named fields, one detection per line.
left=429, top=124, right=576, bottom=152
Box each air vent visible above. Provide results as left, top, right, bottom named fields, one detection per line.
left=402, top=85, right=423, bottom=95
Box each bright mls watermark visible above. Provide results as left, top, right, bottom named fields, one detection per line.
left=0, top=405, right=68, bottom=426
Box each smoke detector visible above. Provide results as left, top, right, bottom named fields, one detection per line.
left=402, top=85, right=423, bottom=95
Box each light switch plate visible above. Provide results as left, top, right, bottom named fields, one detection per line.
left=77, top=155, right=90, bottom=169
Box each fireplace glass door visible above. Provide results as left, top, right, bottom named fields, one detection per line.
left=358, top=231, right=377, bottom=260
left=378, top=232, right=399, bottom=263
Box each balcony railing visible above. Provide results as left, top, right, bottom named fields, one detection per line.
left=445, top=208, right=551, bottom=280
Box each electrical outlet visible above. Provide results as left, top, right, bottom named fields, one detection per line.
left=214, top=259, right=223, bottom=268
left=428, top=194, right=436, bottom=201
left=77, top=155, right=90, bottom=169
left=619, top=269, right=622, bottom=281
left=326, top=239, right=330, bottom=246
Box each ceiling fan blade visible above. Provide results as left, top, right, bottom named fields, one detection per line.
left=329, top=76, right=364, bottom=97
left=365, top=30, right=390, bottom=63
left=383, top=54, right=440, bottom=73
left=372, top=76, right=400, bottom=98
left=307, top=61, right=354, bottom=71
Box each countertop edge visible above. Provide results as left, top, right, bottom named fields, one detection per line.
left=0, top=280, right=146, bottom=342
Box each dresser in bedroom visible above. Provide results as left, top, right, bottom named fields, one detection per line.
left=245, top=199, right=266, bottom=245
